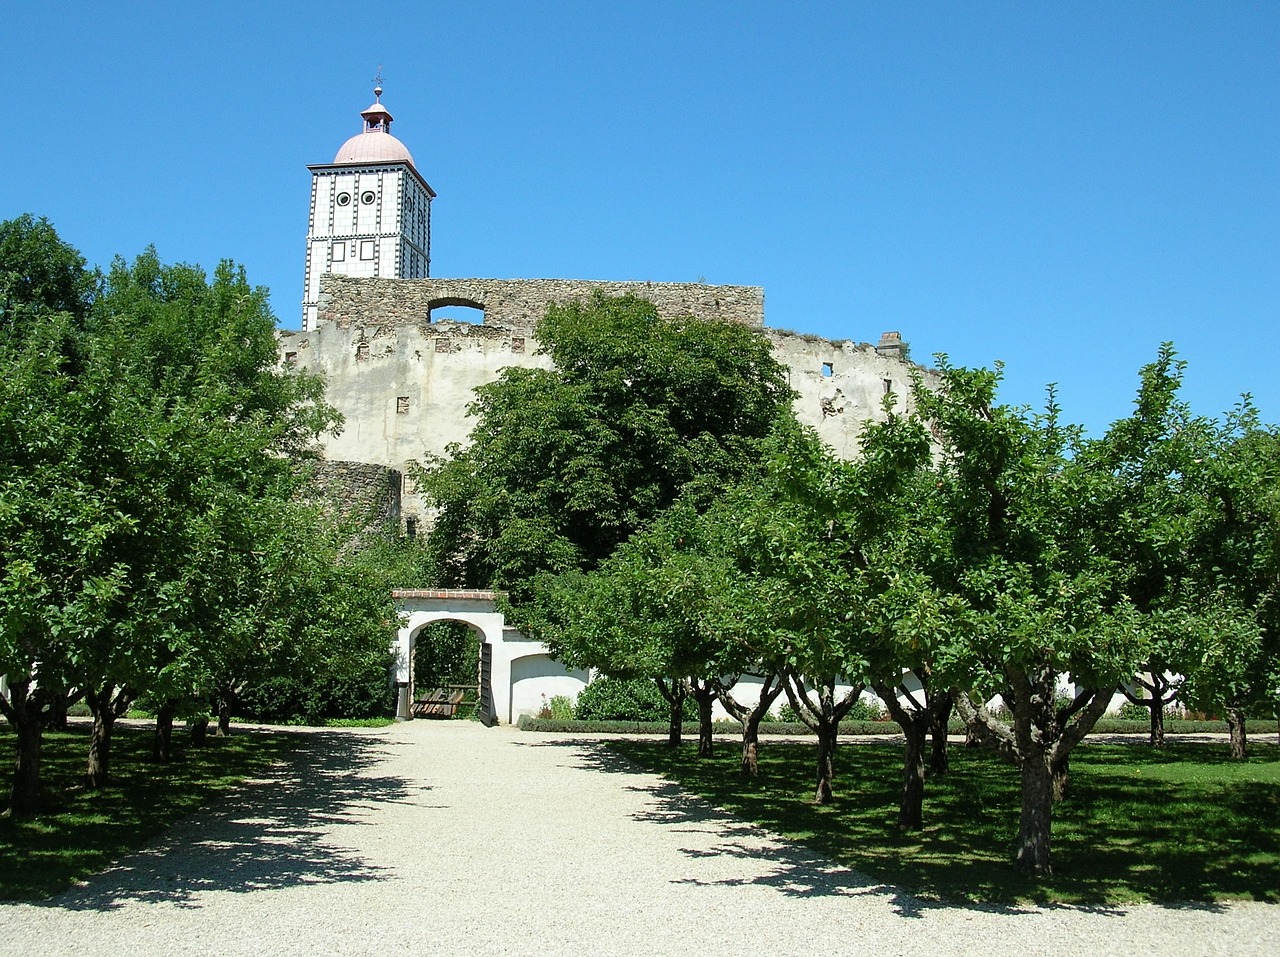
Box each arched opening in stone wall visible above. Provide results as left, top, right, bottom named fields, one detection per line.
left=428, top=296, right=486, bottom=325
left=409, top=617, right=485, bottom=718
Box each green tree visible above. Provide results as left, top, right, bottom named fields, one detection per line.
left=0, top=314, right=120, bottom=812
left=1077, top=347, right=1279, bottom=757
left=1173, top=402, right=1280, bottom=756
left=914, top=360, right=1149, bottom=876
left=65, top=250, right=338, bottom=785
left=536, top=504, right=732, bottom=755
left=0, top=215, right=105, bottom=813
left=417, top=293, right=793, bottom=601
left=1, top=234, right=342, bottom=804
left=0, top=213, right=97, bottom=341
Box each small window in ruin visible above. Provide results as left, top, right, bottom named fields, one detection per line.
left=284, top=351, right=298, bottom=366
left=396, top=396, right=409, bottom=414
left=402, top=474, right=416, bottom=496
left=405, top=517, right=418, bottom=540
left=356, top=341, right=370, bottom=361
left=883, top=378, right=893, bottom=394
left=821, top=362, right=834, bottom=378
left=511, top=336, right=525, bottom=354
left=435, top=338, right=451, bottom=354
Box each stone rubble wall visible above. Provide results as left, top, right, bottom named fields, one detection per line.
left=295, top=459, right=403, bottom=547
left=315, top=274, right=765, bottom=333
left=280, top=276, right=937, bottom=525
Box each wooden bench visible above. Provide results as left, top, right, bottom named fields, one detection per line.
left=411, top=688, right=466, bottom=719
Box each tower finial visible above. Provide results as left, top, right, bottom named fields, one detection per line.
left=373, top=65, right=385, bottom=101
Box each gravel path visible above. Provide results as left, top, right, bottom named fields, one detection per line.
left=1, top=721, right=1274, bottom=956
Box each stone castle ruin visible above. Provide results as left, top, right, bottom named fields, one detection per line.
left=279, top=87, right=936, bottom=721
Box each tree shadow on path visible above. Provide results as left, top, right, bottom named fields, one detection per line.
left=517, top=736, right=1234, bottom=922
left=42, top=731, right=419, bottom=912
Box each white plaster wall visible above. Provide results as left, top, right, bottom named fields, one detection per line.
left=283, top=321, right=553, bottom=519
left=767, top=331, right=937, bottom=460
left=509, top=653, right=590, bottom=723
left=279, top=318, right=933, bottom=521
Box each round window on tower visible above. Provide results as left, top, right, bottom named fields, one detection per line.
left=361, top=191, right=376, bottom=205
left=336, top=192, right=351, bottom=206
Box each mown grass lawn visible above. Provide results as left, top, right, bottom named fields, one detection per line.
left=0, top=722, right=294, bottom=900
left=610, top=737, right=1280, bottom=905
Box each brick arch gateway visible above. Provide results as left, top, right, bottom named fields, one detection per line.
left=392, top=589, right=588, bottom=725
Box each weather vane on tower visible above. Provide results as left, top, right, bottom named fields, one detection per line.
left=373, top=65, right=385, bottom=100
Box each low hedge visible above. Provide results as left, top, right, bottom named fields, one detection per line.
left=517, top=715, right=1280, bottom=737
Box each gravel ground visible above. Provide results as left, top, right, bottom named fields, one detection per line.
left=1, top=721, right=1275, bottom=956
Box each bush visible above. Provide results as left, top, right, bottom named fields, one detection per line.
left=778, top=693, right=881, bottom=723
left=574, top=677, right=695, bottom=723
left=849, top=695, right=884, bottom=722
left=234, top=652, right=396, bottom=726
left=539, top=695, right=575, bottom=720
left=1118, top=700, right=1151, bottom=721
left=776, top=702, right=802, bottom=724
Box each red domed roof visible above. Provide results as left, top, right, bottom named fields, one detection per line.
left=334, top=131, right=415, bottom=165
left=331, top=86, right=415, bottom=166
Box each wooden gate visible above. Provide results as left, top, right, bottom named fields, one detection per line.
left=478, top=641, right=495, bottom=726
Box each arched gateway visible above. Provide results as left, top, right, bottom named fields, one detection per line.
left=392, top=589, right=588, bottom=725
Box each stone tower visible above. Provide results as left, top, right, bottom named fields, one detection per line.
left=301, top=85, right=435, bottom=330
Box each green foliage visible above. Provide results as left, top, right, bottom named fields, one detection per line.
left=573, top=676, right=691, bottom=722
left=413, top=620, right=480, bottom=689
left=416, top=293, right=793, bottom=601
left=0, top=224, right=354, bottom=803
left=0, top=213, right=97, bottom=341
left=543, top=695, right=576, bottom=720
left=227, top=500, right=401, bottom=726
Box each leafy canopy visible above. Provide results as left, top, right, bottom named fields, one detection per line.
left=417, top=293, right=794, bottom=598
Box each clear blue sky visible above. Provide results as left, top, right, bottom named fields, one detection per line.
left=3, top=1, right=1276, bottom=436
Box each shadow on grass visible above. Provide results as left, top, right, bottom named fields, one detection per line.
left=516, top=734, right=1278, bottom=908
left=1, top=726, right=419, bottom=907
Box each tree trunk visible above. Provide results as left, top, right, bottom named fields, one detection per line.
left=5, top=697, right=46, bottom=817
left=190, top=716, right=210, bottom=747
left=153, top=700, right=176, bottom=763
left=695, top=693, right=714, bottom=758
left=667, top=698, right=683, bottom=747
left=86, top=707, right=115, bottom=789
left=1226, top=707, right=1247, bottom=759
left=1149, top=698, right=1166, bottom=748
left=815, top=724, right=836, bottom=805
left=741, top=711, right=763, bottom=778
left=1015, top=754, right=1055, bottom=876
left=45, top=694, right=69, bottom=732
left=216, top=694, right=232, bottom=737
left=899, top=720, right=928, bottom=830
left=929, top=695, right=952, bottom=776
left=655, top=679, right=685, bottom=748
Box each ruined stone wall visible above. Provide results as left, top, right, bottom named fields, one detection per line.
left=315, top=275, right=765, bottom=333
left=296, top=459, right=403, bottom=546
left=767, top=329, right=935, bottom=459
left=280, top=275, right=936, bottom=523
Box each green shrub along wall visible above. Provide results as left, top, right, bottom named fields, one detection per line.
left=573, top=677, right=698, bottom=723
left=235, top=651, right=397, bottom=726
